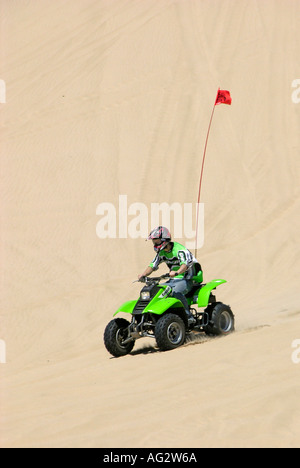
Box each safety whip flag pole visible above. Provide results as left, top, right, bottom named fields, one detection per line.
left=195, top=88, right=232, bottom=259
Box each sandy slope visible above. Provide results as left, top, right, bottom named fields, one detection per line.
left=1, top=0, right=300, bottom=448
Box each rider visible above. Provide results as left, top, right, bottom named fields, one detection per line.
left=138, top=226, right=202, bottom=325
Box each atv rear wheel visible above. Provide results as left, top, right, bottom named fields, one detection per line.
left=104, top=318, right=135, bottom=357
left=204, top=302, right=234, bottom=336
left=155, top=313, right=186, bottom=351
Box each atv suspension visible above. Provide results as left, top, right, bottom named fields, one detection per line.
left=122, top=314, right=156, bottom=344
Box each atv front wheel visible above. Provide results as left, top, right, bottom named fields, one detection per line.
left=104, top=318, right=135, bottom=357
left=204, top=302, right=234, bottom=336
left=155, top=313, right=186, bottom=351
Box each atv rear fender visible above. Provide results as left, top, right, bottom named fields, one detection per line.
left=197, top=279, right=226, bottom=307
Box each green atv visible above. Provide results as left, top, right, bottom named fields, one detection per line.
left=104, top=272, right=234, bottom=357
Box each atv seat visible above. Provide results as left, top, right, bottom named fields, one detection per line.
left=185, top=283, right=203, bottom=299
left=192, top=270, right=203, bottom=283
left=185, top=269, right=203, bottom=301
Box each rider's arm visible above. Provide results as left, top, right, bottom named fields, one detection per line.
left=177, top=264, right=188, bottom=275
left=138, top=266, right=154, bottom=280
left=170, top=264, right=188, bottom=277
left=138, top=252, right=162, bottom=280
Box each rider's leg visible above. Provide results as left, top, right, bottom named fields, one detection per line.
left=166, top=279, right=195, bottom=324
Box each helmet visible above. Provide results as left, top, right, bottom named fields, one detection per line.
left=148, top=226, right=171, bottom=252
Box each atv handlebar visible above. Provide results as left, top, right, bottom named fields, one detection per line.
left=136, top=273, right=170, bottom=284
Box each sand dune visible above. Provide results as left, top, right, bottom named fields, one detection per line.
left=1, top=0, right=300, bottom=448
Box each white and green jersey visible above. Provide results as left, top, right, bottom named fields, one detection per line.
left=149, top=242, right=200, bottom=279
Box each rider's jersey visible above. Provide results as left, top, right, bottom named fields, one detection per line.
left=149, top=242, right=200, bottom=280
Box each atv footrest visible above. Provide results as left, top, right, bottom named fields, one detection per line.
left=196, top=312, right=209, bottom=327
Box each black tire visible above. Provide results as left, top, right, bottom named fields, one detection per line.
left=104, top=318, right=135, bottom=357
left=204, top=302, right=234, bottom=336
left=155, top=313, right=186, bottom=351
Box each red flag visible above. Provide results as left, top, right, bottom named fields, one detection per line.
left=215, top=89, right=232, bottom=105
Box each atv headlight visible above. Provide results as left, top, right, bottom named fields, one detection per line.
left=140, top=291, right=150, bottom=301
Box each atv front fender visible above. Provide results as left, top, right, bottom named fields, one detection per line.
left=147, top=297, right=184, bottom=315
left=113, top=297, right=184, bottom=317
left=114, top=300, right=137, bottom=316
left=197, top=279, right=226, bottom=307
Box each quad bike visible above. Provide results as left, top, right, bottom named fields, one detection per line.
left=103, top=271, right=234, bottom=357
